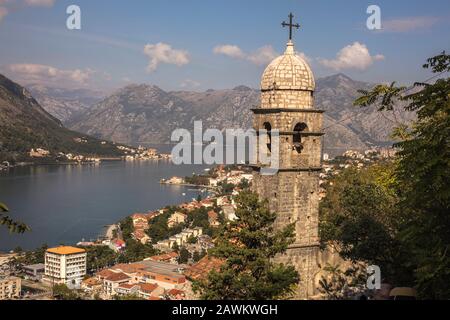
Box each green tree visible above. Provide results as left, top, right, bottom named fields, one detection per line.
left=193, top=191, right=299, bottom=300
left=318, top=263, right=367, bottom=300
left=354, top=52, right=450, bottom=299
left=53, top=284, right=80, bottom=300
left=178, top=247, right=191, bottom=264
left=238, top=178, right=250, bottom=190
left=187, top=235, right=198, bottom=244
left=84, top=246, right=118, bottom=272
left=113, top=294, right=145, bottom=300
left=0, top=202, right=29, bottom=234
left=118, top=239, right=158, bottom=263
left=319, top=164, right=413, bottom=285
left=218, top=181, right=235, bottom=195
left=119, top=217, right=134, bottom=241
left=192, top=251, right=200, bottom=262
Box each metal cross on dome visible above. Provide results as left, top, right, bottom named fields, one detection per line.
left=282, top=13, right=300, bottom=41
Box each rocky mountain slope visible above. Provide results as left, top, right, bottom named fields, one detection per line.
left=27, top=84, right=104, bottom=123
left=0, top=74, right=123, bottom=162
left=67, top=74, right=414, bottom=155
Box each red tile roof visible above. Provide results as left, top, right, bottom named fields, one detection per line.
left=168, top=289, right=185, bottom=296
left=82, top=277, right=101, bottom=287
left=138, top=283, right=158, bottom=294
left=131, top=213, right=148, bottom=220
left=115, top=239, right=126, bottom=246
left=118, top=283, right=137, bottom=290
left=148, top=252, right=179, bottom=262
left=111, top=263, right=146, bottom=274
left=208, top=211, right=218, bottom=220
left=96, top=269, right=116, bottom=279
left=184, top=256, right=225, bottom=281
left=104, top=272, right=130, bottom=282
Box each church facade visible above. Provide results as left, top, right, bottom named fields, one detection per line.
left=251, top=29, right=324, bottom=298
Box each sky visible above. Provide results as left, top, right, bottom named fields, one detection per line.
left=0, top=0, right=449, bottom=93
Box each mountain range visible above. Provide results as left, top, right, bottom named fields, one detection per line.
left=27, top=84, right=104, bottom=123
left=35, top=73, right=412, bottom=156
left=0, top=74, right=124, bottom=162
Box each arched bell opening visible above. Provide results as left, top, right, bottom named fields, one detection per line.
left=293, top=122, right=308, bottom=153
left=263, top=122, right=272, bottom=153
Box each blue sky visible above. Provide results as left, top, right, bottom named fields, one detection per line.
left=0, top=0, right=449, bottom=92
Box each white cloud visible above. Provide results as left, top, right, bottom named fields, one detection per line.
left=0, top=0, right=56, bottom=23
left=213, top=45, right=245, bottom=59
left=297, top=52, right=312, bottom=64
left=214, top=44, right=279, bottom=65
left=319, top=42, right=384, bottom=71
left=381, top=16, right=440, bottom=33
left=4, top=63, right=94, bottom=86
left=247, top=45, right=278, bottom=65
left=0, top=7, right=7, bottom=21
left=24, top=0, right=55, bottom=7
left=143, top=42, right=190, bottom=73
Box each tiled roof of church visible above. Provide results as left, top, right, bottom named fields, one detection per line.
left=261, top=40, right=315, bottom=92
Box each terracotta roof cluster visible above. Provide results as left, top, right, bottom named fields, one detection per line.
left=131, top=213, right=148, bottom=221
left=96, top=269, right=117, bottom=279
left=168, top=288, right=185, bottom=297
left=82, top=277, right=101, bottom=287
left=184, top=256, right=225, bottom=281
left=138, top=283, right=158, bottom=294
left=148, top=252, right=179, bottom=262
left=110, top=263, right=146, bottom=274
left=104, top=272, right=130, bottom=282
left=132, top=229, right=149, bottom=242
left=117, top=283, right=136, bottom=290
left=208, top=210, right=218, bottom=220
left=130, top=213, right=152, bottom=243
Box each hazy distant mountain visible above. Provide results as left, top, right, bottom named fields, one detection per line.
left=27, top=84, right=104, bottom=123
left=0, top=74, right=123, bottom=162
left=66, top=74, right=414, bottom=155
left=67, top=84, right=260, bottom=146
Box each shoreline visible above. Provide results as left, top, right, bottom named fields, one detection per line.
left=0, top=157, right=173, bottom=172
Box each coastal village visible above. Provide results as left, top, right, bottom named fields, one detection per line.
left=0, top=143, right=171, bottom=171
left=0, top=147, right=395, bottom=300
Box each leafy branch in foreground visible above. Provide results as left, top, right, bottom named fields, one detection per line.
left=0, top=202, right=30, bottom=234
left=347, top=51, right=450, bottom=299
left=318, top=263, right=367, bottom=300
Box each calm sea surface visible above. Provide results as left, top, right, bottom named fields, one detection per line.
left=0, top=161, right=208, bottom=251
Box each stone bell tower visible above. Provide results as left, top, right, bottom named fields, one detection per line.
left=251, top=13, right=324, bottom=299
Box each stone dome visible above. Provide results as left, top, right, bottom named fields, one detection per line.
left=261, top=41, right=315, bottom=92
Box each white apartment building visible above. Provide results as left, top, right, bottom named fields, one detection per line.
left=44, top=246, right=87, bottom=289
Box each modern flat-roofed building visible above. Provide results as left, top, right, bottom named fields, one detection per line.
left=0, top=276, right=21, bottom=300
left=136, top=260, right=186, bottom=290
left=23, top=263, right=45, bottom=280
left=44, top=246, right=87, bottom=288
